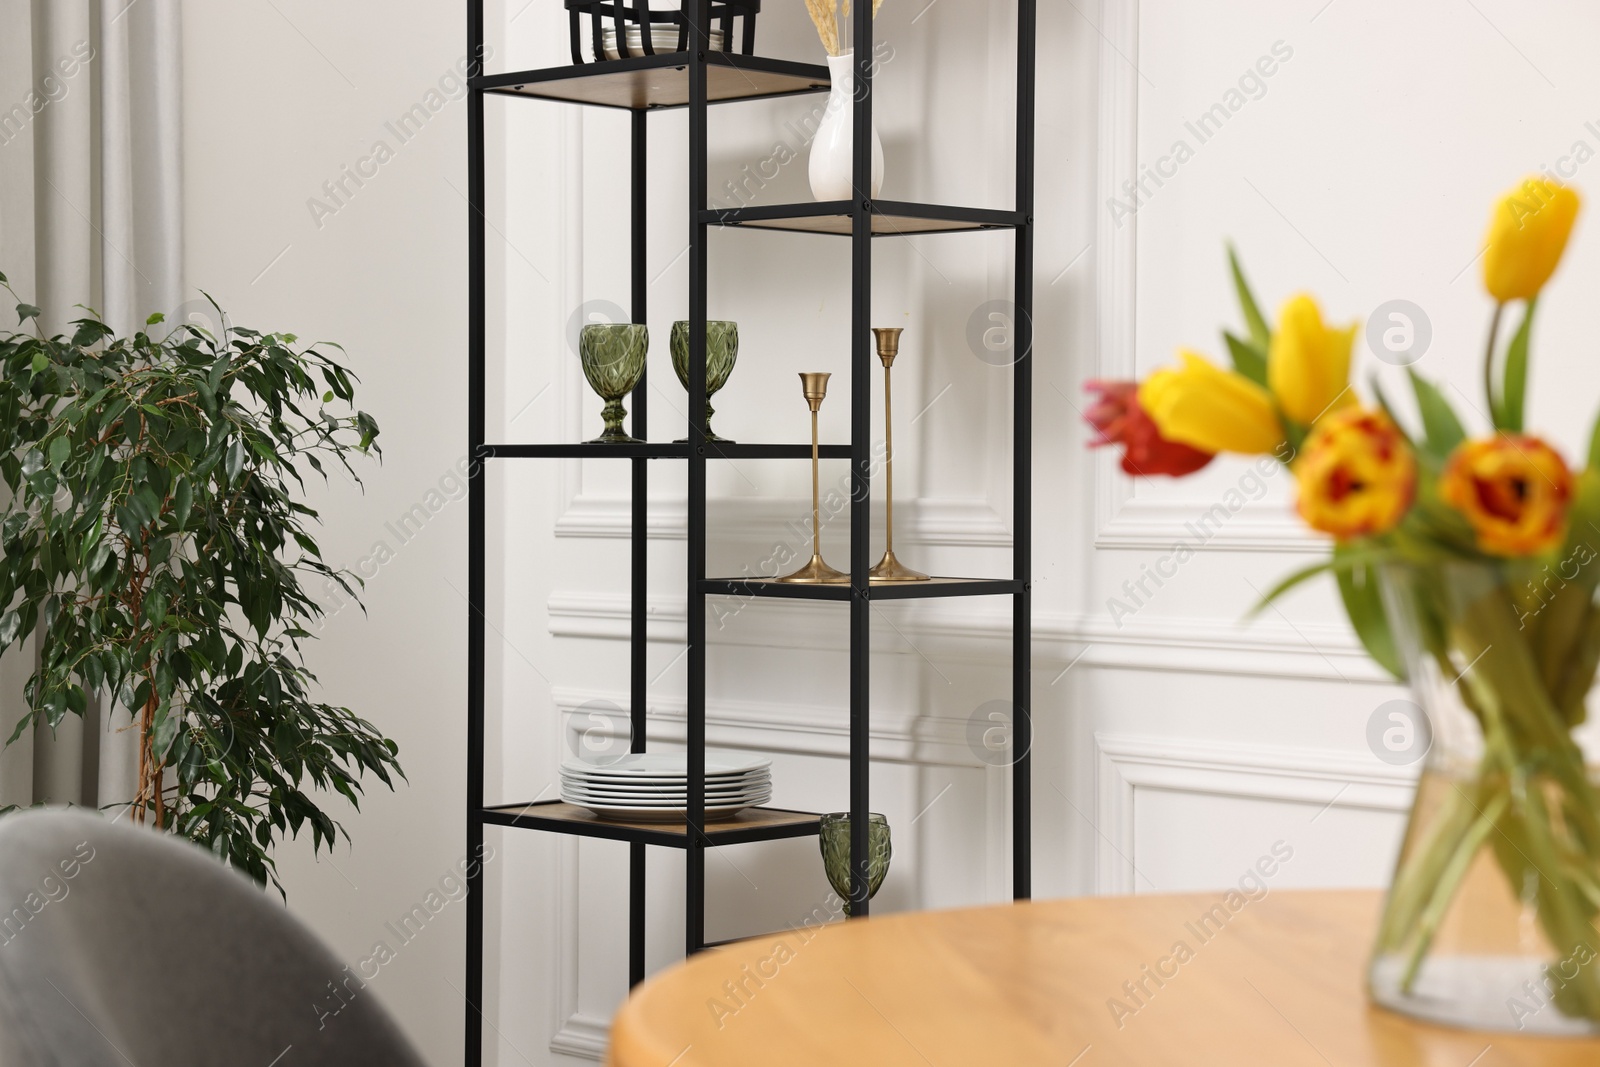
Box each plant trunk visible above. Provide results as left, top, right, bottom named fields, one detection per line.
left=137, top=690, right=164, bottom=827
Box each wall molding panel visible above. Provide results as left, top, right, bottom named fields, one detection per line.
left=1089, top=0, right=1318, bottom=556
left=554, top=494, right=1011, bottom=548
left=1092, top=733, right=1417, bottom=894
left=548, top=592, right=1390, bottom=684
left=550, top=1012, right=609, bottom=1062
left=550, top=687, right=987, bottom=769
left=1094, top=496, right=1319, bottom=553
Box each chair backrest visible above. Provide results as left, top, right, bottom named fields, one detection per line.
left=0, top=809, right=425, bottom=1067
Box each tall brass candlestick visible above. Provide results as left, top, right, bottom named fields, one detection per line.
left=869, top=328, right=929, bottom=582
left=779, top=373, right=849, bottom=584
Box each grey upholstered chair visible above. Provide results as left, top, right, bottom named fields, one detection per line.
left=0, top=808, right=426, bottom=1066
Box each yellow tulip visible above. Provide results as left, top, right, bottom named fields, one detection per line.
left=1139, top=350, right=1285, bottom=456
left=1482, top=176, right=1581, bottom=302
left=1268, top=293, right=1357, bottom=427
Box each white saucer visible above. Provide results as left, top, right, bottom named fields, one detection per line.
left=562, top=787, right=771, bottom=807
left=561, top=783, right=763, bottom=799
left=561, top=771, right=768, bottom=791
left=570, top=799, right=758, bottom=822
left=563, top=767, right=769, bottom=783
left=561, top=753, right=770, bottom=778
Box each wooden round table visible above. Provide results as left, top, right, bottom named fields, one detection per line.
left=608, top=890, right=1600, bottom=1066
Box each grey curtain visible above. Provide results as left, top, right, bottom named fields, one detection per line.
left=0, top=0, right=184, bottom=812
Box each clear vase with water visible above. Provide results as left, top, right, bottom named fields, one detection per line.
left=1369, top=560, right=1600, bottom=1036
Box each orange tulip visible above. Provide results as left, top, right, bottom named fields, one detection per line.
left=1294, top=408, right=1416, bottom=541
left=1440, top=434, right=1573, bottom=556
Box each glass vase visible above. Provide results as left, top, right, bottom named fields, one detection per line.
left=1369, top=558, right=1600, bottom=1035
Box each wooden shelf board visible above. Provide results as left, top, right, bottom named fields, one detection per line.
left=481, top=53, right=830, bottom=111
left=705, top=200, right=1024, bottom=236
left=481, top=801, right=822, bottom=847
left=483, top=442, right=852, bottom=460
left=700, top=577, right=1022, bottom=601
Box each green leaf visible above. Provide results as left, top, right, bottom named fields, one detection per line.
left=207, top=354, right=231, bottom=394
left=82, top=654, right=104, bottom=691
left=1589, top=404, right=1600, bottom=473
left=152, top=710, right=180, bottom=757
left=225, top=438, right=245, bottom=482
left=146, top=312, right=166, bottom=325
left=1224, top=331, right=1269, bottom=388
left=31, top=352, right=48, bottom=374
left=1498, top=298, right=1537, bottom=434
left=173, top=477, right=194, bottom=529
left=1249, top=544, right=1395, bottom=621
left=47, top=436, right=69, bottom=470
left=16, top=303, right=40, bottom=323
left=0, top=612, right=19, bottom=649
left=1228, top=245, right=1272, bottom=354
left=71, top=319, right=112, bottom=348
left=1367, top=374, right=1415, bottom=450
left=1248, top=558, right=1338, bottom=618
left=1335, top=548, right=1405, bottom=681
left=1408, top=369, right=1466, bottom=459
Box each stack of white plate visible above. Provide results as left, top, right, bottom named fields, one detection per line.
left=594, top=25, right=726, bottom=61
left=562, top=753, right=771, bottom=822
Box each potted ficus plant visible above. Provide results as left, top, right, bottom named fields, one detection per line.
left=1086, top=177, right=1600, bottom=1034
left=0, top=276, right=402, bottom=893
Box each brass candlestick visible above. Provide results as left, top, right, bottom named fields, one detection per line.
left=869, top=328, right=929, bottom=582
left=779, top=373, right=849, bottom=584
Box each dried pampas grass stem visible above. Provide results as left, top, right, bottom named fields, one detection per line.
left=807, top=0, right=886, bottom=57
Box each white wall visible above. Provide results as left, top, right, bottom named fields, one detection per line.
left=174, top=0, right=1600, bottom=1064
left=1084, top=0, right=1600, bottom=910
left=181, top=2, right=471, bottom=1063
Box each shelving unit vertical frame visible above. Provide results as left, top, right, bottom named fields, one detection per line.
left=464, top=0, right=489, bottom=1049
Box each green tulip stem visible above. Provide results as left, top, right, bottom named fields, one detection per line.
left=1483, top=300, right=1504, bottom=419
left=1398, top=788, right=1508, bottom=992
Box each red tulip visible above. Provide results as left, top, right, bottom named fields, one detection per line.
left=1084, top=380, right=1214, bottom=477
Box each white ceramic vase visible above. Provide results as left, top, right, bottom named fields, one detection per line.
left=808, top=51, right=885, bottom=202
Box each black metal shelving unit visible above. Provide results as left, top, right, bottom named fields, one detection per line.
left=464, top=2, right=1036, bottom=1061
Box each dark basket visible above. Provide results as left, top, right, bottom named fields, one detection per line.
left=565, top=1, right=761, bottom=65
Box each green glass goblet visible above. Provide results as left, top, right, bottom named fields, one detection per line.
left=579, top=323, right=649, bottom=444
left=670, top=320, right=739, bottom=443
left=819, top=812, right=892, bottom=918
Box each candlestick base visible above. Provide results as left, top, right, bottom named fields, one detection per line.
left=869, top=548, right=930, bottom=583
left=777, top=554, right=851, bottom=584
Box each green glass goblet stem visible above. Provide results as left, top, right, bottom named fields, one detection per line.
left=579, top=324, right=649, bottom=444
left=670, top=320, right=739, bottom=443
left=819, top=812, right=892, bottom=918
